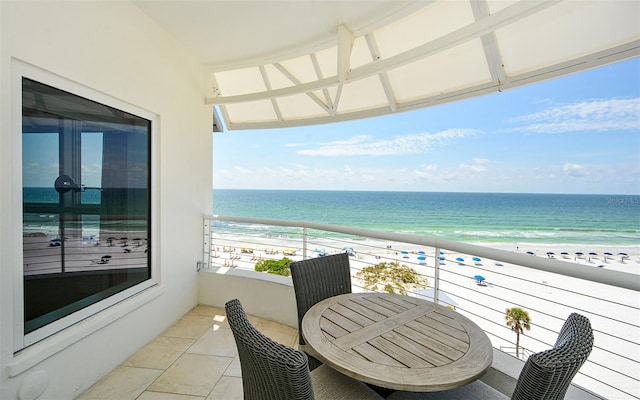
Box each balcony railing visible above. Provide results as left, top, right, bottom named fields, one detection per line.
left=203, top=215, right=640, bottom=400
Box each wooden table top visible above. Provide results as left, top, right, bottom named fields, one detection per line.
left=301, top=292, right=493, bottom=392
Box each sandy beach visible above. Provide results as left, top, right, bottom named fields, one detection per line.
left=23, top=231, right=148, bottom=275
left=210, top=233, right=639, bottom=399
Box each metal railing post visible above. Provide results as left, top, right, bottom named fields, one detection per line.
left=203, top=218, right=211, bottom=269
left=303, top=227, right=308, bottom=259
left=434, top=247, right=440, bottom=305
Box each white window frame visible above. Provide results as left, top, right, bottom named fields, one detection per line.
left=11, top=60, right=160, bottom=356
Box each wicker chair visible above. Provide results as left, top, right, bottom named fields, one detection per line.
left=224, top=299, right=383, bottom=400
left=290, top=252, right=352, bottom=370
left=388, top=312, right=594, bottom=400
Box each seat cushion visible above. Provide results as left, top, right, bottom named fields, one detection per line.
left=310, top=364, right=384, bottom=400
left=387, top=381, right=509, bottom=400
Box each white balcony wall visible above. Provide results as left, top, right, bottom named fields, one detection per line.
left=0, top=2, right=211, bottom=399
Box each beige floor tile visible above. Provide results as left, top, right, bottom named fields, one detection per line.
left=206, top=376, right=243, bottom=400
left=138, top=391, right=206, bottom=400
left=76, top=366, right=162, bottom=400
left=255, top=319, right=298, bottom=347
left=124, top=336, right=195, bottom=369
left=189, top=305, right=229, bottom=329
left=186, top=327, right=237, bottom=357
left=147, top=353, right=233, bottom=397
left=224, top=356, right=242, bottom=377
left=189, top=305, right=223, bottom=317
left=161, top=315, right=215, bottom=339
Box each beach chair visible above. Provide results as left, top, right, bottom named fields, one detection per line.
left=224, top=299, right=383, bottom=400
left=290, top=252, right=352, bottom=371
left=388, top=312, right=594, bottom=400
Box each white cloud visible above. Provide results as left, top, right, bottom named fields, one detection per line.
left=233, top=166, right=253, bottom=175
left=511, top=98, right=640, bottom=133
left=563, top=162, right=586, bottom=178
left=459, top=163, right=486, bottom=172
left=295, top=129, right=479, bottom=156
left=458, top=158, right=491, bottom=172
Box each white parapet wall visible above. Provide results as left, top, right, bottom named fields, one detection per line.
left=198, top=267, right=298, bottom=329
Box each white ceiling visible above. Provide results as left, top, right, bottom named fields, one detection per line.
left=133, top=0, right=640, bottom=131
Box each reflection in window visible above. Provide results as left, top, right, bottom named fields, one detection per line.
left=22, top=78, right=151, bottom=337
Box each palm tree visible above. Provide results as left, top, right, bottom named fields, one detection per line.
left=505, top=307, right=531, bottom=358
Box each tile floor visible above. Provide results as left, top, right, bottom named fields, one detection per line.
left=76, top=305, right=299, bottom=400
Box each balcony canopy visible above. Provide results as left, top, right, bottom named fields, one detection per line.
left=134, top=0, right=640, bottom=131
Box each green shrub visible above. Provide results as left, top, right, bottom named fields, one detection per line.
left=255, top=257, right=293, bottom=276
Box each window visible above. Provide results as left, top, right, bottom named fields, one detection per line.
left=20, top=76, right=155, bottom=348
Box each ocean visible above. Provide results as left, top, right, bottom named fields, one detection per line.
left=212, top=190, right=640, bottom=247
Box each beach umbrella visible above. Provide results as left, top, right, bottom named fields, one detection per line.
left=473, top=275, right=486, bottom=286
left=439, top=251, right=444, bottom=255
left=417, top=256, right=427, bottom=265
left=561, top=252, right=569, bottom=258
left=418, top=251, right=425, bottom=255
left=439, top=256, right=445, bottom=261
left=456, top=257, right=464, bottom=264
left=526, top=251, right=535, bottom=256
left=472, top=257, right=481, bottom=262
left=546, top=252, right=555, bottom=258
left=604, top=252, right=613, bottom=262
left=401, top=251, right=409, bottom=258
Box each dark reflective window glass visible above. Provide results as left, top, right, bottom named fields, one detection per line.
left=22, top=78, right=151, bottom=334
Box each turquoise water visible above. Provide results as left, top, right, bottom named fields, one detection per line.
left=213, top=190, right=640, bottom=246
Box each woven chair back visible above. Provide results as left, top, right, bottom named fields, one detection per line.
left=225, top=299, right=315, bottom=400
left=290, top=252, right=352, bottom=346
left=511, top=312, right=594, bottom=400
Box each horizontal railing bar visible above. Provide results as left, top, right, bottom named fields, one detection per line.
left=209, top=215, right=639, bottom=292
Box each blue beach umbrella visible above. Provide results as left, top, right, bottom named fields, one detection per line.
left=401, top=251, right=409, bottom=258
left=473, top=275, right=486, bottom=285
left=418, top=250, right=425, bottom=255
left=472, top=257, right=481, bottom=263
left=417, top=256, right=427, bottom=265
left=456, top=257, right=464, bottom=264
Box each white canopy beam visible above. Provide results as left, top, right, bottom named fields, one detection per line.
left=205, top=0, right=560, bottom=106
left=337, top=24, right=354, bottom=82
left=365, top=33, right=396, bottom=113
left=471, top=0, right=507, bottom=89
left=272, top=62, right=329, bottom=113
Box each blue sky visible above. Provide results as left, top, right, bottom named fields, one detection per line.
left=213, top=58, right=640, bottom=195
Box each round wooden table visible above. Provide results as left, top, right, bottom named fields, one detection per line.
left=301, top=292, right=493, bottom=392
